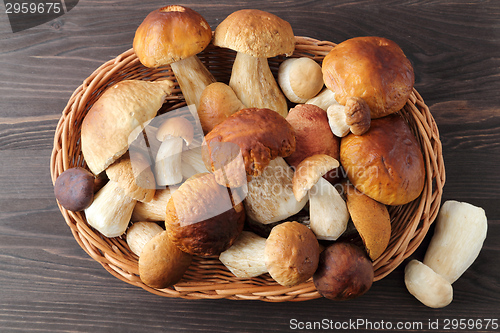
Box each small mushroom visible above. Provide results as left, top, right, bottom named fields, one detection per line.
left=197, top=82, right=246, bottom=134
left=292, top=154, right=348, bottom=240
left=404, top=260, right=453, bottom=309
left=165, top=172, right=245, bottom=256
left=85, top=152, right=155, bottom=238
left=404, top=200, right=487, bottom=308
left=244, top=157, right=308, bottom=224
left=54, top=167, right=95, bottom=211
left=133, top=5, right=215, bottom=110
left=139, top=230, right=192, bottom=289
left=313, top=242, right=374, bottom=300
left=126, top=221, right=164, bottom=256
left=344, top=182, right=391, bottom=261
left=278, top=57, right=324, bottom=103
left=219, top=231, right=268, bottom=279
left=213, top=9, right=295, bottom=117
left=155, top=117, right=194, bottom=186
left=265, top=222, right=320, bottom=287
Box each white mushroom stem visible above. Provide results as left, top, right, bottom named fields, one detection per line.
left=244, top=157, right=308, bottom=224
left=170, top=55, right=216, bottom=111
left=306, top=88, right=337, bottom=111
left=230, top=52, right=288, bottom=117
left=308, top=177, right=349, bottom=240
left=181, top=146, right=209, bottom=179
left=85, top=180, right=136, bottom=238
left=155, top=136, right=184, bottom=186
left=423, top=200, right=488, bottom=284
left=219, top=231, right=268, bottom=278
left=326, top=104, right=350, bottom=137
left=405, top=260, right=453, bottom=309
left=126, top=222, right=164, bottom=256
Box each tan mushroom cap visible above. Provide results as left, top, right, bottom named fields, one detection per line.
left=265, top=221, right=320, bottom=287
left=213, top=9, right=295, bottom=58
left=197, top=82, right=245, bottom=134
left=105, top=151, right=156, bottom=203
left=292, top=154, right=340, bottom=202
left=81, top=79, right=175, bottom=175
left=139, top=230, right=193, bottom=289
left=322, top=36, right=414, bottom=119
left=156, top=116, right=194, bottom=145
left=133, top=5, right=212, bottom=68
left=344, top=182, right=391, bottom=261
left=278, top=57, right=324, bottom=103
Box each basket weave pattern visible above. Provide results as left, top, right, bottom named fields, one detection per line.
left=50, top=36, right=445, bottom=302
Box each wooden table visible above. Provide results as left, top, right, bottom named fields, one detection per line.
left=1, top=1, right=498, bottom=332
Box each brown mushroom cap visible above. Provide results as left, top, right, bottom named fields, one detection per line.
left=133, top=5, right=212, bottom=68
left=81, top=79, right=174, bottom=175
left=284, top=104, right=340, bottom=170
left=322, top=36, right=414, bottom=119
left=265, top=222, right=320, bottom=287
left=203, top=108, right=296, bottom=184
left=164, top=173, right=245, bottom=256
left=213, top=9, right=295, bottom=58
left=139, top=230, right=192, bottom=289
left=344, top=183, right=391, bottom=261
left=54, top=167, right=95, bottom=211
left=105, top=151, right=156, bottom=202
left=340, top=114, right=425, bottom=206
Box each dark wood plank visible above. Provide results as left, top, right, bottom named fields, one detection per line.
left=1, top=0, right=499, bottom=331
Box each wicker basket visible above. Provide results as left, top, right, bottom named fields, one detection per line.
left=50, top=36, right=445, bottom=302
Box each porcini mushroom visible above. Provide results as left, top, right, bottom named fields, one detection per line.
left=54, top=167, right=96, bottom=211
left=85, top=152, right=156, bottom=237
left=203, top=108, right=296, bottom=188
left=81, top=79, right=175, bottom=175
left=292, top=154, right=348, bottom=240
left=404, top=200, right=487, bottom=308
left=165, top=172, right=245, bottom=256
left=155, top=117, right=194, bottom=186
left=133, top=5, right=215, bottom=110
left=213, top=9, right=295, bottom=117
left=245, top=157, right=308, bottom=224
left=197, top=82, right=246, bottom=134
left=278, top=57, right=324, bottom=103
left=265, top=222, right=320, bottom=287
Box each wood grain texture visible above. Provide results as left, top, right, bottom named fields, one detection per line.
left=0, top=0, right=499, bottom=332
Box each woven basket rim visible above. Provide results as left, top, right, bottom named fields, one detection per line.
left=50, top=36, right=445, bottom=302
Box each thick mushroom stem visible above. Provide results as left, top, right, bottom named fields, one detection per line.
left=170, top=55, right=216, bottom=111
left=85, top=180, right=136, bottom=238
left=306, top=88, right=337, bottom=111
left=309, top=177, right=349, bottom=240
left=219, top=231, right=268, bottom=278
left=230, top=52, right=288, bottom=118
left=326, top=104, right=351, bottom=137
left=155, top=136, right=184, bottom=186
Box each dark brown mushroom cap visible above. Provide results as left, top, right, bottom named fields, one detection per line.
left=54, top=167, right=95, bottom=211
left=164, top=173, right=245, bottom=256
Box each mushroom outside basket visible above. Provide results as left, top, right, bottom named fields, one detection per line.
left=50, top=36, right=445, bottom=302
